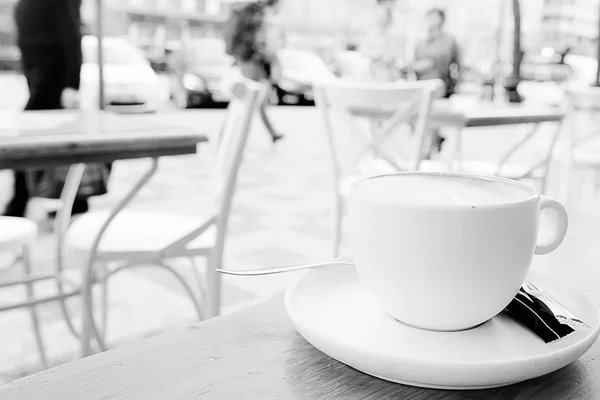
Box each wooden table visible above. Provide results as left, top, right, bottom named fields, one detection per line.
left=0, top=111, right=207, bottom=169
left=0, top=110, right=208, bottom=357
left=2, top=291, right=599, bottom=399
left=2, top=110, right=597, bottom=399
left=2, top=185, right=599, bottom=399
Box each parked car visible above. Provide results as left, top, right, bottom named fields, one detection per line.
left=520, top=48, right=572, bottom=83
left=273, top=48, right=336, bottom=105
left=167, top=38, right=234, bottom=108
left=0, top=46, right=20, bottom=71
left=80, top=36, right=169, bottom=112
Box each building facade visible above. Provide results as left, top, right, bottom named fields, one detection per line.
left=0, top=0, right=15, bottom=46
left=541, top=0, right=599, bottom=56
left=82, top=0, right=226, bottom=54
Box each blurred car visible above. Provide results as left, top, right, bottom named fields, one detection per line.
left=273, top=48, right=336, bottom=105
left=520, top=48, right=573, bottom=83
left=167, top=38, right=234, bottom=108
left=80, top=36, right=169, bottom=112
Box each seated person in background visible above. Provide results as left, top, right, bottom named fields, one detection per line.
left=413, top=8, right=461, bottom=155
left=413, top=8, right=461, bottom=98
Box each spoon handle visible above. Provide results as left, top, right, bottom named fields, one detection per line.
left=216, top=259, right=355, bottom=276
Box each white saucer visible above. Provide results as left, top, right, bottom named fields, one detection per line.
left=285, top=265, right=600, bottom=390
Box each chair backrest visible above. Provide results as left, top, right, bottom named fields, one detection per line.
left=314, top=79, right=440, bottom=181
left=333, top=51, right=370, bottom=80
left=212, top=78, right=261, bottom=215
left=276, top=48, right=337, bottom=84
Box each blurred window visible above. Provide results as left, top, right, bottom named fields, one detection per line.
left=187, top=39, right=231, bottom=64
left=83, top=40, right=147, bottom=65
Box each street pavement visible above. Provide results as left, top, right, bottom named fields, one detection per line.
left=0, top=72, right=583, bottom=381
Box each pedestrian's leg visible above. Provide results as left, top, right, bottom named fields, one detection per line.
left=3, top=171, right=30, bottom=217
left=259, top=85, right=283, bottom=143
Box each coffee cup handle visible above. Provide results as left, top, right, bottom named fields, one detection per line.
left=535, top=195, right=568, bottom=255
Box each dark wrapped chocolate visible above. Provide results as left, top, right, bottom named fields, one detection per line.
left=503, top=287, right=578, bottom=343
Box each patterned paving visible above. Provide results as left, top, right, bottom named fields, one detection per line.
left=0, top=101, right=573, bottom=382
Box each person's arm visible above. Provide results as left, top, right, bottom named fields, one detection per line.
left=55, top=0, right=82, bottom=90
left=451, top=38, right=461, bottom=77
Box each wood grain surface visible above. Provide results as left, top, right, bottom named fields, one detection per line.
left=0, top=111, right=207, bottom=168
left=1, top=290, right=598, bottom=400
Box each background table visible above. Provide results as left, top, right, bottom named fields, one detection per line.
left=0, top=110, right=208, bottom=357
left=0, top=111, right=206, bottom=169
left=352, top=100, right=566, bottom=192
left=350, top=100, right=565, bottom=129
left=429, top=100, right=564, bottom=128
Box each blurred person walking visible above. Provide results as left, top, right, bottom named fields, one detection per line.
left=3, top=0, right=93, bottom=217
left=224, top=0, right=284, bottom=143
left=360, top=0, right=401, bottom=82
left=413, top=8, right=461, bottom=155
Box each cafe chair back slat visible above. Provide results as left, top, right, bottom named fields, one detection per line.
left=314, top=79, right=439, bottom=257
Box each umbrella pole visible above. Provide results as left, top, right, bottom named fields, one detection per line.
left=97, top=0, right=105, bottom=109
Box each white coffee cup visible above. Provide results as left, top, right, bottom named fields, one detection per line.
left=348, top=172, right=568, bottom=331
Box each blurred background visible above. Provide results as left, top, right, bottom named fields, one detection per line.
left=1, top=0, right=599, bottom=111
left=2, top=0, right=600, bottom=383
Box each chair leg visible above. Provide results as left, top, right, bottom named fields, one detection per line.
left=333, top=192, right=344, bottom=258
left=80, top=260, right=98, bottom=356
left=205, top=250, right=223, bottom=319
left=22, top=246, right=48, bottom=369
left=97, top=262, right=109, bottom=339
left=189, top=257, right=207, bottom=309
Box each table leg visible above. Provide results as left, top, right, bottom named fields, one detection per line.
left=80, top=158, right=159, bottom=357
left=450, top=127, right=464, bottom=172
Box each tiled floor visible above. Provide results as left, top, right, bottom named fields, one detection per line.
left=0, top=100, right=578, bottom=382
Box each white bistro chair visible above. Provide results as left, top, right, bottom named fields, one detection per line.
left=63, top=79, right=261, bottom=353
left=314, top=80, right=440, bottom=257
left=564, top=85, right=600, bottom=191
left=0, top=216, right=45, bottom=366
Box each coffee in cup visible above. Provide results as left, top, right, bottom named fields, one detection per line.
left=348, top=172, right=568, bottom=331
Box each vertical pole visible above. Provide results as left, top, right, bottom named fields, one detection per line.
left=493, top=0, right=507, bottom=101
left=97, top=0, right=105, bottom=109
left=596, top=0, right=600, bottom=86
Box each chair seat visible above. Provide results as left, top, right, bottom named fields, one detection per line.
left=0, top=216, right=38, bottom=250
left=66, top=211, right=216, bottom=259
left=572, top=144, right=600, bottom=167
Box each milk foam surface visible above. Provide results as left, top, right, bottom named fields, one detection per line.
left=356, top=175, right=532, bottom=206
